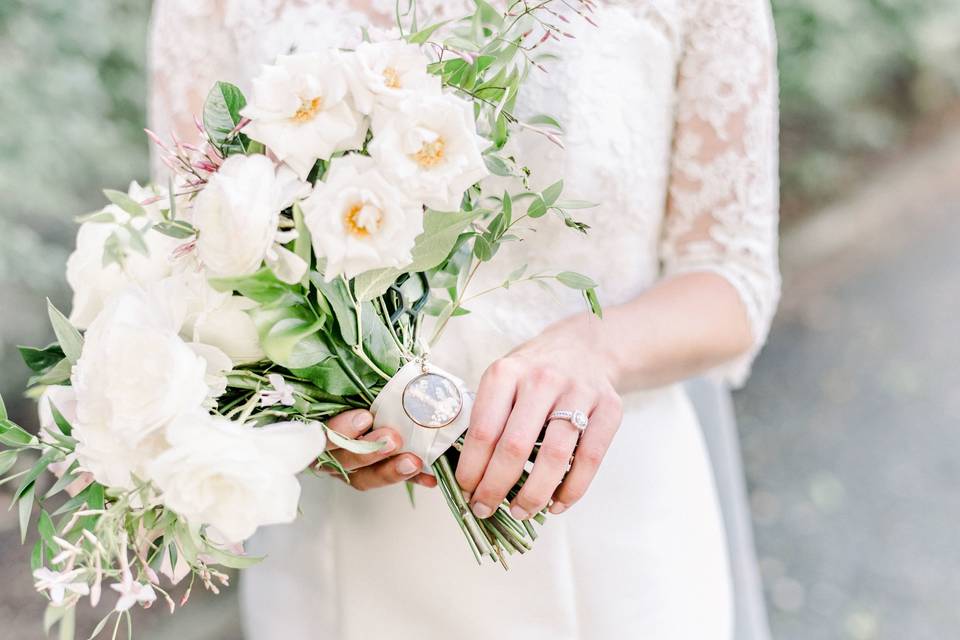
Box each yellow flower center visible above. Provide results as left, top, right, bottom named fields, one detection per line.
left=293, top=96, right=323, bottom=123
left=412, top=137, right=446, bottom=168
left=383, top=67, right=402, bottom=89
left=344, top=202, right=383, bottom=238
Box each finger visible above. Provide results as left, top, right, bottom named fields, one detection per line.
left=331, top=427, right=402, bottom=471
left=324, top=409, right=374, bottom=451
left=455, top=359, right=519, bottom=495
left=550, top=391, right=623, bottom=514
left=469, top=372, right=559, bottom=519
left=510, top=394, right=596, bottom=520
left=349, top=453, right=424, bottom=491
left=410, top=473, right=438, bottom=489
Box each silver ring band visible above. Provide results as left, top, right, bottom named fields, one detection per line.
left=548, top=409, right=589, bottom=432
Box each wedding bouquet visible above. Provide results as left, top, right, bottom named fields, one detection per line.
left=0, top=1, right=599, bottom=636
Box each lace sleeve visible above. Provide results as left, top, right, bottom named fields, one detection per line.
left=660, top=0, right=781, bottom=387
left=148, top=0, right=238, bottom=178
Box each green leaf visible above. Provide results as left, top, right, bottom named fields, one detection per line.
left=360, top=303, right=402, bottom=374
left=473, top=235, right=494, bottom=262
left=16, top=450, right=60, bottom=501
left=292, top=202, right=312, bottom=286
left=0, top=421, right=35, bottom=447
left=526, top=114, right=563, bottom=131
left=527, top=196, right=548, bottom=218
left=27, top=358, right=71, bottom=388
left=313, top=277, right=358, bottom=346
left=0, top=450, right=18, bottom=476
left=102, top=189, right=146, bottom=217
left=19, top=482, right=35, bottom=543
left=325, top=428, right=385, bottom=454
left=47, top=300, right=83, bottom=364
left=48, top=402, right=72, bottom=437
left=555, top=199, right=597, bottom=209
left=584, top=288, right=603, bottom=319
left=209, top=268, right=302, bottom=307
left=251, top=306, right=328, bottom=369
left=45, top=463, right=81, bottom=499
left=483, top=154, right=513, bottom=177
left=407, top=20, right=449, bottom=44
left=18, top=344, right=65, bottom=373
left=556, top=271, right=598, bottom=290
left=0, top=393, right=5, bottom=421
left=353, top=209, right=483, bottom=301
left=542, top=180, right=563, bottom=206
left=203, top=81, right=247, bottom=151
left=153, top=220, right=196, bottom=239
left=292, top=357, right=361, bottom=397
left=200, top=544, right=264, bottom=569
left=30, top=539, right=43, bottom=572
left=37, top=510, right=56, bottom=554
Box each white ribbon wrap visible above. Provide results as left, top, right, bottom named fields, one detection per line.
left=370, top=361, right=473, bottom=475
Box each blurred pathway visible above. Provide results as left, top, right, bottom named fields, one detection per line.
left=736, top=125, right=960, bottom=640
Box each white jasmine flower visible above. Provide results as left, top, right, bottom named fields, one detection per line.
left=149, top=411, right=327, bottom=543
left=242, top=52, right=368, bottom=179
left=302, top=155, right=424, bottom=280
left=347, top=40, right=441, bottom=114
left=368, top=94, right=490, bottom=211
left=192, top=154, right=310, bottom=283
left=111, top=574, right=157, bottom=612
left=260, top=373, right=296, bottom=407
left=71, top=286, right=212, bottom=490
left=33, top=568, right=90, bottom=605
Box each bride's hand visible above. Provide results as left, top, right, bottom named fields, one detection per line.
left=324, top=409, right=437, bottom=491
left=455, top=314, right=623, bottom=520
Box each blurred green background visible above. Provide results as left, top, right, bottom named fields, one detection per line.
left=1, top=1, right=959, bottom=639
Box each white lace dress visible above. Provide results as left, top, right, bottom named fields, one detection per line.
left=148, top=2, right=780, bottom=638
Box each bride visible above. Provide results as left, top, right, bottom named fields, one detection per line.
left=148, top=1, right=780, bottom=638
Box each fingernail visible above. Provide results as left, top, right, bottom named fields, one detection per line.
left=471, top=502, right=493, bottom=519
left=510, top=505, right=530, bottom=520
left=353, top=411, right=373, bottom=429
left=377, top=437, right=396, bottom=454
left=462, top=490, right=472, bottom=501
left=549, top=501, right=568, bottom=515
left=396, top=458, right=418, bottom=475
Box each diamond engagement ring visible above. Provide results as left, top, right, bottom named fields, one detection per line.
left=549, top=409, right=589, bottom=432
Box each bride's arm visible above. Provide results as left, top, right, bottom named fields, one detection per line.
left=456, top=0, right=780, bottom=519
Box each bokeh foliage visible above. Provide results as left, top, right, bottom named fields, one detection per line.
left=0, top=0, right=959, bottom=417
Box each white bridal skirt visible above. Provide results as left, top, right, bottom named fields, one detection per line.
left=240, top=384, right=733, bottom=640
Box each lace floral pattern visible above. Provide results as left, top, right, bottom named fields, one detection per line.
left=148, top=0, right=780, bottom=387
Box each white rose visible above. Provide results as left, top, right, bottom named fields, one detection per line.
left=346, top=40, right=441, bottom=114
left=192, top=154, right=310, bottom=283
left=163, top=267, right=265, bottom=365
left=368, top=94, right=490, bottom=211
left=302, top=155, right=424, bottom=280
left=242, top=52, right=368, bottom=179
left=71, top=286, right=211, bottom=489
left=149, top=411, right=327, bottom=543
left=66, top=182, right=181, bottom=329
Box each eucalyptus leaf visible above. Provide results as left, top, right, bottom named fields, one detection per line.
left=0, top=450, right=18, bottom=476
left=407, top=20, right=449, bottom=44
left=102, top=189, right=145, bottom=217
left=153, top=220, right=196, bottom=239
left=542, top=180, right=563, bottom=206
left=556, top=271, right=598, bottom=290
left=527, top=196, right=547, bottom=219
left=325, top=428, right=385, bottom=454
left=47, top=300, right=83, bottom=364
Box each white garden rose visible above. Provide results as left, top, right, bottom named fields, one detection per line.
left=149, top=411, right=327, bottom=543
left=242, top=52, right=368, bottom=179
left=66, top=182, right=181, bottom=329
left=71, top=286, right=212, bottom=489
left=347, top=40, right=441, bottom=114
left=192, top=154, right=310, bottom=282
left=302, top=155, right=424, bottom=280
left=369, top=94, right=489, bottom=211
left=163, top=267, right=266, bottom=365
